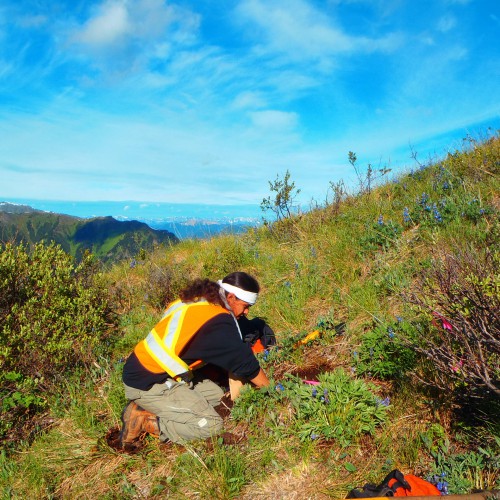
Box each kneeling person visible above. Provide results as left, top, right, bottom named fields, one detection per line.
left=120, top=271, right=269, bottom=446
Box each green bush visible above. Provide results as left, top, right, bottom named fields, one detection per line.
left=232, top=370, right=388, bottom=447
left=354, top=320, right=417, bottom=380
left=422, top=432, right=500, bottom=494
left=359, top=217, right=402, bottom=253
left=0, top=242, right=117, bottom=443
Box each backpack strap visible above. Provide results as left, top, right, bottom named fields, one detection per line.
left=346, top=470, right=415, bottom=498
left=379, top=469, right=411, bottom=494
left=346, top=483, right=395, bottom=498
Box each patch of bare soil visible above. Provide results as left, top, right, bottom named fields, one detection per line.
left=275, top=351, right=343, bottom=381
left=105, top=426, right=149, bottom=454
left=214, top=393, right=234, bottom=419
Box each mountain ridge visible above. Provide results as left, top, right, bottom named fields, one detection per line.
left=0, top=202, right=178, bottom=263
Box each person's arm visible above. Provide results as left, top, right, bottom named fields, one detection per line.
left=249, top=368, right=269, bottom=388
left=229, top=368, right=269, bottom=400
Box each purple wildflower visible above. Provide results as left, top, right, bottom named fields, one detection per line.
left=403, top=207, right=411, bottom=223
left=376, top=396, right=390, bottom=407
left=420, top=193, right=429, bottom=205
left=432, top=204, right=442, bottom=222
left=323, top=389, right=330, bottom=404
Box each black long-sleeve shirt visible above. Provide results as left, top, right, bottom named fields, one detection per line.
left=122, top=313, right=261, bottom=391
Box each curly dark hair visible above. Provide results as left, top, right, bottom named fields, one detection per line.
left=222, top=272, right=260, bottom=293
left=179, top=279, right=223, bottom=306
left=179, top=272, right=260, bottom=306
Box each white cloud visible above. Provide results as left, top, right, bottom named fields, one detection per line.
left=237, top=0, right=350, bottom=58
left=69, top=0, right=200, bottom=77
left=75, top=1, right=130, bottom=47
left=419, top=34, right=436, bottom=46
left=236, top=0, right=401, bottom=66
left=446, top=45, right=468, bottom=61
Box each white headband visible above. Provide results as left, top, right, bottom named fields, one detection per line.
left=217, top=280, right=258, bottom=305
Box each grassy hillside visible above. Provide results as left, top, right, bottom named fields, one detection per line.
left=1, top=134, right=499, bottom=499
left=0, top=210, right=178, bottom=263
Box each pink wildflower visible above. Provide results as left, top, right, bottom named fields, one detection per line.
left=303, top=380, right=321, bottom=386
left=432, top=312, right=453, bottom=331
left=442, top=318, right=453, bottom=331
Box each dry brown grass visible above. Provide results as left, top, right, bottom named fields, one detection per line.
left=238, top=461, right=338, bottom=500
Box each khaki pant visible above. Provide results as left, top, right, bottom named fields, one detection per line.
left=124, top=379, right=224, bottom=444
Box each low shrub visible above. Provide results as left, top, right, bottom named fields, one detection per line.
left=232, top=369, right=389, bottom=447
left=422, top=433, right=500, bottom=494
left=0, top=242, right=117, bottom=444
left=354, top=320, right=417, bottom=380
left=407, top=243, right=500, bottom=399
left=144, top=262, right=190, bottom=311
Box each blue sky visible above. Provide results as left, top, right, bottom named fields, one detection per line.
left=1, top=0, right=499, bottom=208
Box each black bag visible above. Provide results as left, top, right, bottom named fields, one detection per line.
left=346, top=470, right=412, bottom=498
left=346, top=469, right=441, bottom=498
left=238, top=316, right=276, bottom=348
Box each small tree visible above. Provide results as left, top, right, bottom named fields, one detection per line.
left=261, top=169, right=301, bottom=221
left=407, top=243, right=500, bottom=398
left=348, top=151, right=391, bottom=194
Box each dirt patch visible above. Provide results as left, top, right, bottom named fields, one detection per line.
left=290, top=365, right=330, bottom=380
left=287, top=354, right=340, bottom=380
left=105, top=426, right=148, bottom=454
left=356, top=433, right=377, bottom=457
left=273, top=346, right=346, bottom=380
left=214, top=394, right=234, bottom=419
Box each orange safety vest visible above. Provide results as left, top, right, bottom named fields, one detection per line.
left=134, top=299, right=230, bottom=380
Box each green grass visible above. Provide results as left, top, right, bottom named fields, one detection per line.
left=2, top=132, right=499, bottom=498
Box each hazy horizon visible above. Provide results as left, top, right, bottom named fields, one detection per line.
left=1, top=197, right=263, bottom=222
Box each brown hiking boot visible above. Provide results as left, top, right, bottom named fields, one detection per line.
left=143, top=413, right=160, bottom=437
left=119, top=401, right=160, bottom=446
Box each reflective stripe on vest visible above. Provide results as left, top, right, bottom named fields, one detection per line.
left=143, top=330, right=190, bottom=378
left=142, top=300, right=224, bottom=379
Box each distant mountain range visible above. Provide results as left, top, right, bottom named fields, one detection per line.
left=0, top=202, right=179, bottom=263
left=0, top=198, right=262, bottom=240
